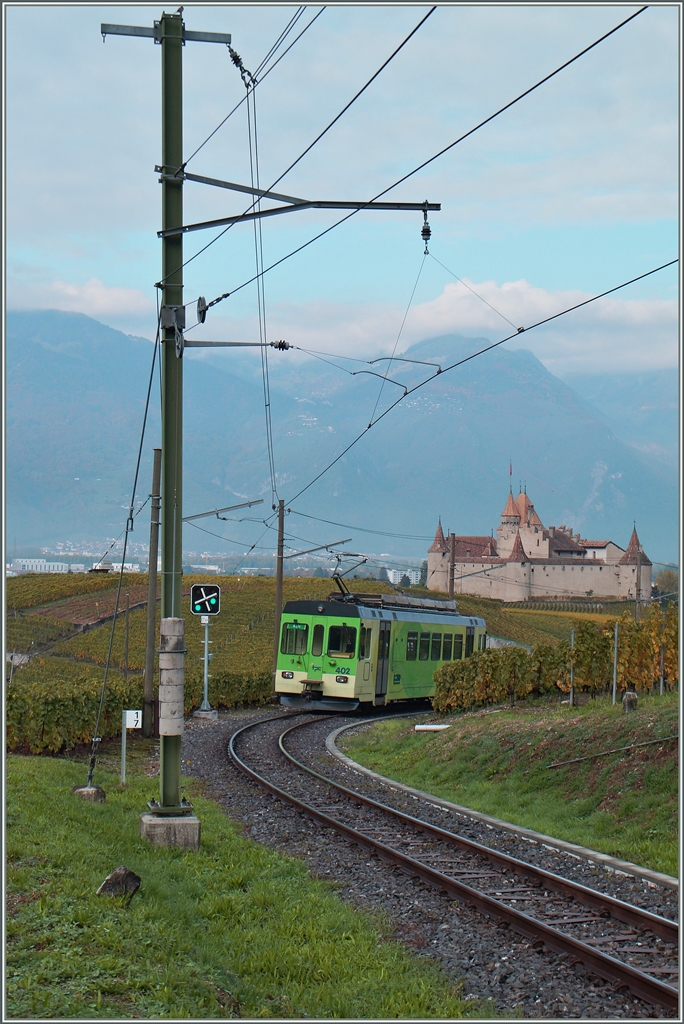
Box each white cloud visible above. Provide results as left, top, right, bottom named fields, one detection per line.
left=195, top=276, right=678, bottom=376
left=8, top=275, right=154, bottom=318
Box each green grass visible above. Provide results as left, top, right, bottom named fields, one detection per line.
left=340, top=692, right=679, bottom=877
left=6, top=752, right=494, bottom=1020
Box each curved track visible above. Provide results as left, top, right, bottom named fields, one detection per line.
left=229, top=713, right=678, bottom=1012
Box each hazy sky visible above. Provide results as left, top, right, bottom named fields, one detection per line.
left=5, top=2, right=680, bottom=376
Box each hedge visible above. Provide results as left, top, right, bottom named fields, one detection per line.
left=433, top=608, right=678, bottom=714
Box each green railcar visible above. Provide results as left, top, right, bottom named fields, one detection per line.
left=276, top=592, right=486, bottom=710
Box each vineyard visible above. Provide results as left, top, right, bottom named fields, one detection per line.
left=5, top=572, right=140, bottom=611
left=6, top=573, right=676, bottom=753
left=434, top=605, right=679, bottom=714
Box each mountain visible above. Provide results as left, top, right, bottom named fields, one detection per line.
left=5, top=311, right=679, bottom=564
left=560, top=370, right=678, bottom=472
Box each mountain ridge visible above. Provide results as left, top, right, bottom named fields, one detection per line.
left=5, top=310, right=678, bottom=563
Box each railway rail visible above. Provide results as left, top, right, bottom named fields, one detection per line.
left=229, top=712, right=679, bottom=1012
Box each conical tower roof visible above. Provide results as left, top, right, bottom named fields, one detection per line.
left=515, top=491, right=531, bottom=520
left=619, top=527, right=652, bottom=566
left=501, top=492, right=520, bottom=519
left=507, top=532, right=527, bottom=563
left=428, top=521, right=449, bottom=553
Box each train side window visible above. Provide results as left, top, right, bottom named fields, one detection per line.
left=419, top=632, right=430, bottom=660
left=312, top=624, right=324, bottom=657
left=406, top=631, right=418, bottom=660
left=327, top=624, right=357, bottom=658
left=281, top=622, right=308, bottom=655
left=442, top=633, right=453, bottom=660
left=431, top=633, right=442, bottom=660
left=453, top=634, right=463, bottom=660
left=359, top=626, right=372, bottom=659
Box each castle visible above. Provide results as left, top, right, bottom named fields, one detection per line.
left=427, top=489, right=651, bottom=602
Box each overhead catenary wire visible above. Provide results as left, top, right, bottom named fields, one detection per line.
left=85, top=310, right=162, bottom=788
left=288, top=510, right=431, bottom=542
left=196, top=5, right=649, bottom=311
left=164, top=6, right=437, bottom=295
left=244, top=80, right=278, bottom=506
left=181, top=6, right=324, bottom=172
left=428, top=252, right=518, bottom=330
left=283, top=258, right=678, bottom=507
left=368, top=252, right=426, bottom=425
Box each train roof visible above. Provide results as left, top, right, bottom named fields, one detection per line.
left=282, top=596, right=485, bottom=628
left=329, top=592, right=460, bottom=613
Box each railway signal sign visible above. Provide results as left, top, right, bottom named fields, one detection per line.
left=191, top=584, right=220, bottom=615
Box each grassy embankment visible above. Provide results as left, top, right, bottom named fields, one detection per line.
left=339, top=692, right=678, bottom=876
left=5, top=749, right=493, bottom=1020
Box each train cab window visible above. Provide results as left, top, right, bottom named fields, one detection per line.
left=311, top=624, right=324, bottom=657
left=359, top=627, right=371, bottom=659
left=419, top=632, right=430, bottom=660
left=280, top=622, right=308, bottom=655
left=442, top=633, right=453, bottom=660
left=406, top=631, right=418, bottom=660
left=327, top=624, right=357, bottom=658
left=431, top=633, right=442, bottom=660
left=453, top=634, right=463, bottom=660
left=478, top=633, right=487, bottom=652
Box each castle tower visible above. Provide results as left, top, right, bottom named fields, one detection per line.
left=618, top=526, right=652, bottom=602
left=496, top=491, right=520, bottom=559
left=427, top=519, right=450, bottom=592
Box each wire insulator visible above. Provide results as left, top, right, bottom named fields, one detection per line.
left=421, top=202, right=431, bottom=254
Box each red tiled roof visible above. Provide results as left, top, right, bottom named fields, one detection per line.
left=452, top=536, right=498, bottom=559
left=428, top=522, right=448, bottom=553
left=515, top=492, right=531, bottom=519
left=618, top=527, right=652, bottom=566
left=501, top=492, right=519, bottom=518
left=507, top=532, right=527, bottom=563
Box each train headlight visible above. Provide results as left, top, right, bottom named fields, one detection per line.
left=335, top=675, right=348, bottom=684
left=281, top=671, right=294, bottom=679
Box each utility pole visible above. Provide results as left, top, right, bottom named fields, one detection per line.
left=659, top=604, right=665, bottom=696
left=448, top=533, right=456, bottom=600
left=569, top=628, right=575, bottom=707
left=612, top=620, right=619, bottom=705
left=102, top=15, right=232, bottom=830
left=102, top=12, right=437, bottom=822
left=143, top=447, right=161, bottom=738
left=273, top=499, right=285, bottom=685
left=635, top=544, right=642, bottom=621
left=123, top=592, right=130, bottom=685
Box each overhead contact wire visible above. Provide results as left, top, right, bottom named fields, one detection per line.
left=201, top=5, right=649, bottom=308
left=165, top=5, right=435, bottom=293
left=181, top=7, right=325, bottom=171
left=284, top=258, right=677, bottom=505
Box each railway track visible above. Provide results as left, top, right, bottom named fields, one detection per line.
left=229, top=713, right=679, bottom=1012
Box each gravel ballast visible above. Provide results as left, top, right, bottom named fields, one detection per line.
left=181, top=708, right=677, bottom=1019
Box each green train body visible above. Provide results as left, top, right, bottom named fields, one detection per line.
left=275, top=592, right=486, bottom=710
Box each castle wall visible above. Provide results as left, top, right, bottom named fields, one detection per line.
left=428, top=556, right=651, bottom=602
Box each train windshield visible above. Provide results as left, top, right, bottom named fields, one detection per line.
left=327, top=624, right=357, bottom=658
left=280, top=622, right=309, bottom=655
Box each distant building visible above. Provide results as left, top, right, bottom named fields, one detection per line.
left=386, top=568, right=421, bottom=585
left=427, top=489, right=651, bottom=602
left=11, top=558, right=69, bottom=573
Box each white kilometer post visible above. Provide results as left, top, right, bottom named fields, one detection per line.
left=120, top=709, right=142, bottom=784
